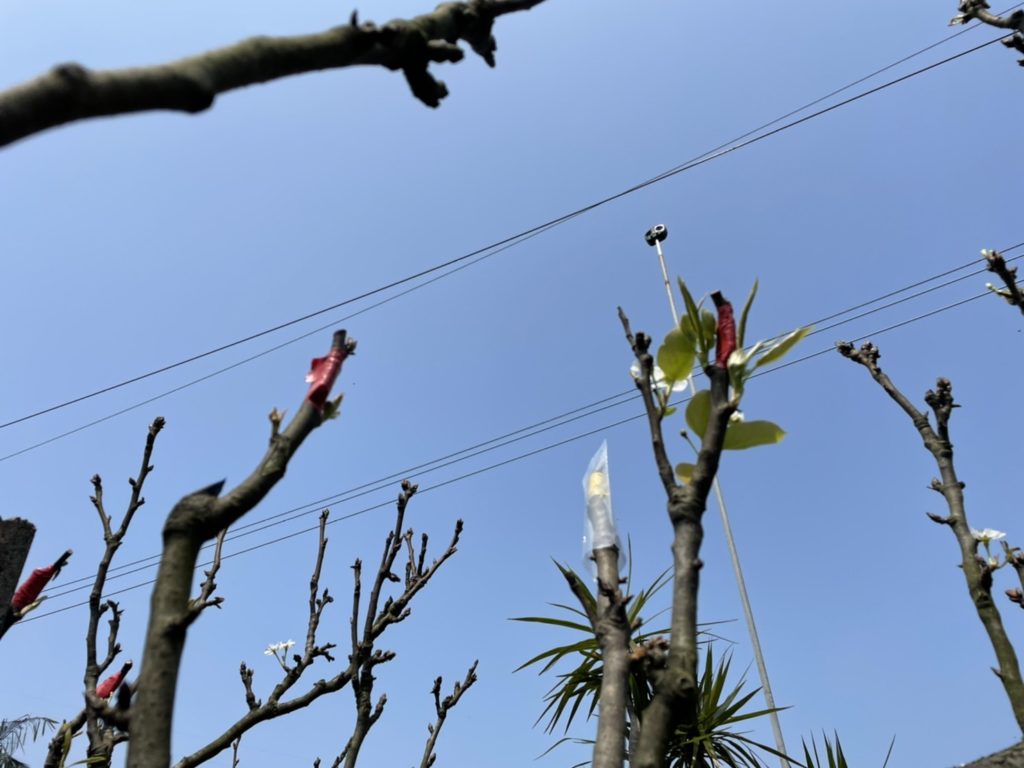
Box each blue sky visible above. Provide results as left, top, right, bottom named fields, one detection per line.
left=2, top=1, right=1024, bottom=766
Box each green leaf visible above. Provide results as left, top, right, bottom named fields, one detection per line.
left=677, top=278, right=703, bottom=340
left=738, top=279, right=758, bottom=349
left=675, top=463, right=696, bottom=484
left=663, top=406, right=677, bottom=417
left=656, top=328, right=695, bottom=384
left=685, top=390, right=711, bottom=439
left=754, top=326, right=811, bottom=370
left=700, top=308, right=718, bottom=352
left=321, top=394, right=344, bottom=421
left=723, top=420, right=785, bottom=450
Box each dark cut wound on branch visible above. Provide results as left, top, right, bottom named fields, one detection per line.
left=0, top=0, right=548, bottom=149
left=837, top=339, right=1024, bottom=735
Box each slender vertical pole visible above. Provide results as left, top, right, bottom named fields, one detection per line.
left=649, top=230, right=790, bottom=768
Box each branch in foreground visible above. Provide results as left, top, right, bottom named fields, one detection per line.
left=950, top=1, right=1024, bottom=63
left=618, top=307, right=735, bottom=768
left=837, top=340, right=1024, bottom=734
left=419, top=661, right=479, bottom=768
left=127, top=330, right=355, bottom=768
left=0, top=0, right=547, bottom=149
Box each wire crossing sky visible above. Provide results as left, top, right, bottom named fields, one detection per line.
left=0, top=26, right=1009, bottom=433
left=2, top=2, right=1023, bottom=768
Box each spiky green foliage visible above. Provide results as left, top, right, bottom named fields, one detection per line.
left=512, top=559, right=671, bottom=734
left=514, top=562, right=786, bottom=767
left=666, top=648, right=788, bottom=768
left=800, top=733, right=894, bottom=768
left=0, top=715, right=57, bottom=768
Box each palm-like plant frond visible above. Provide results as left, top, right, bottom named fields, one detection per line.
left=0, top=715, right=57, bottom=768
left=512, top=557, right=671, bottom=734
left=666, top=647, right=787, bottom=768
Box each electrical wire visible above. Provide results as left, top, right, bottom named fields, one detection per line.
left=0, top=28, right=1010, bottom=433
left=20, top=279, right=1016, bottom=625
left=41, top=244, right=1024, bottom=593
left=29, top=253, right=1024, bottom=608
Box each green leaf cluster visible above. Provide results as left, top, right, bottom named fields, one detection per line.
left=655, top=279, right=717, bottom=394
left=513, top=559, right=671, bottom=734
left=800, top=733, right=894, bottom=768
left=513, top=561, right=788, bottom=767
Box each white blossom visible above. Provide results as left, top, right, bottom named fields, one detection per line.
left=971, top=528, right=1006, bottom=544
left=264, top=639, right=296, bottom=655
left=629, top=361, right=688, bottom=394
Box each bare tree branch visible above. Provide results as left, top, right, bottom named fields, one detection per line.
left=838, top=340, right=1024, bottom=734
left=0, top=0, right=548, bottom=150
left=418, top=661, right=479, bottom=768
left=982, top=248, right=1024, bottom=315
left=618, top=307, right=736, bottom=768
left=41, top=418, right=164, bottom=767
left=174, top=511, right=349, bottom=768
left=950, top=1, right=1024, bottom=63
left=128, top=330, right=355, bottom=768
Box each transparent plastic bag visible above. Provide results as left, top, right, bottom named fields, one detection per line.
left=581, top=441, right=625, bottom=572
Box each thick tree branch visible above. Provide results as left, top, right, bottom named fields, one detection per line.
left=838, top=340, right=1024, bottom=734
left=0, top=0, right=548, bottom=149
left=619, top=307, right=735, bottom=768
left=589, top=546, right=631, bottom=768
left=0, top=518, right=37, bottom=638
left=418, top=661, right=479, bottom=768
left=127, top=330, right=354, bottom=768
left=0, top=518, right=35, bottom=629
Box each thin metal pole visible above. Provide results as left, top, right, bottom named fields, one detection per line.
left=651, top=235, right=790, bottom=768
left=653, top=240, right=679, bottom=324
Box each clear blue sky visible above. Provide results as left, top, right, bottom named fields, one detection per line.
left=2, top=1, right=1024, bottom=766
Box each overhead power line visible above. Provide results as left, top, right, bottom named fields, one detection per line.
left=20, top=278, right=1018, bottom=625
left=0, top=28, right=1010, bottom=433
left=31, top=250, right=1023, bottom=606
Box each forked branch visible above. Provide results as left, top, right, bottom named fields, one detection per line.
left=0, top=0, right=548, bottom=149
left=838, top=340, right=1024, bottom=734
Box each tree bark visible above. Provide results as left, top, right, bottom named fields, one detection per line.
left=126, top=330, right=354, bottom=768
left=0, top=518, right=36, bottom=637
left=0, top=0, right=547, bottom=149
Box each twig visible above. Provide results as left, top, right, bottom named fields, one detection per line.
left=838, top=340, right=1024, bottom=733
left=174, top=512, right=345, bottom=768
left=0, top=0, right=548, bottom=149
left=342, top=481, right=463, bottom=768
left=982, top=249, right=1024, bottom=315
left=418, top=661, right=479, bottom=768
